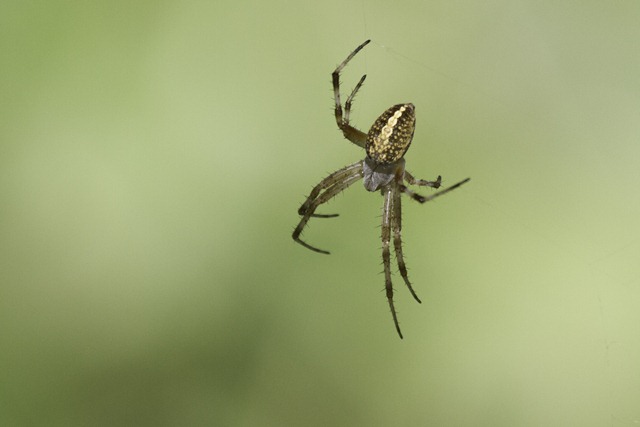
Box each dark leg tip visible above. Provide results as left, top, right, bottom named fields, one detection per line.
left=294, top=238, right=331, bottom=255
left=310, top=213, right=339, bottom=218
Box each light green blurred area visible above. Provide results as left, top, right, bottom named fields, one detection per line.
left=2, top=1, right=640, bottom=425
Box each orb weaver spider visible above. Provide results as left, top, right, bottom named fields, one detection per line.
left=292, top=40, right=470, bottom=338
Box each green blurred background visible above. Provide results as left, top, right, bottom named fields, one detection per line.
left=2, top=1, right=640, bottom=426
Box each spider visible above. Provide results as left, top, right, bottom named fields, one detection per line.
left=292, top=40, right=470, bottom=338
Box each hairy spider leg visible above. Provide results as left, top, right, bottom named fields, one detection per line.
left=297, top=161, right=363, bottom=217
left=344, top=74, right=366, bottom=124
left=404, top=170, right=442, bottom=189
left=293, top=166, right=363, bottom=254
left=391, top=180, right=422, bottom=304
left=401, top=177, right=471, bottom=204
left=382, top=185, right=403, bottom=338
left=333, top=40, right=371, bottom=147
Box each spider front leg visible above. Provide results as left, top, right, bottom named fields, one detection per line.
left=382, top=185, right=403, bottom=338
left=293, top=162, right=363, bottom=254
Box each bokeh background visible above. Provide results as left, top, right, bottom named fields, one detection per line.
left=2, top=1, right=640, bottom=426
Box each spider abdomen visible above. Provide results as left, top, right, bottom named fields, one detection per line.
left=366, top=103, right=416, bottom=165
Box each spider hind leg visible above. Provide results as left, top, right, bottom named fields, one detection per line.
left=382, top=184, right=405, bottom=338
left=392, top=183, right=422, bottom=304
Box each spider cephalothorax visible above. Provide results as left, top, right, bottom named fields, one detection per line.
left=292, top=40, right=469, bottom=338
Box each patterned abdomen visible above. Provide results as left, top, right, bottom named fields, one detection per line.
left=365, top=103, right=416, bottom=165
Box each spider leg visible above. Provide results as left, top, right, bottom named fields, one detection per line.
left=382, top=185, right=403, bottom=339
left=310, top=213, right=339, bottom=218
left=404, top=170, right=441, bottom=189
left=293, top=166, right=363, bottom=254
left=344, top=74, right=366, bottom=124
left=391, top=182, right=422, bottom=304
left=297, top=161, right=362, bottom=217
left=333, top=40, right=371, bottom=148
left=401, top=177, right=470, bottom=204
